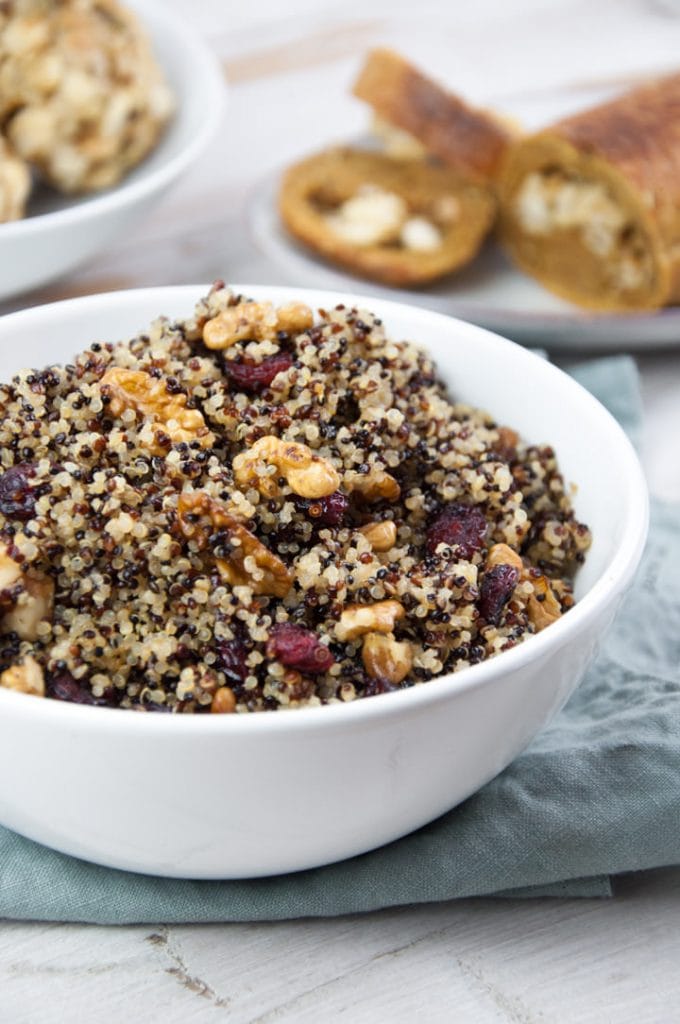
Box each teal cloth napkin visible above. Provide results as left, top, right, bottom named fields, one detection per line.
left=3, top=356, right=679, bottom=924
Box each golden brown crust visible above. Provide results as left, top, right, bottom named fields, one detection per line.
left=278, top=146, right=496, bottom=287
left=498, top=73, right=680, bottom=311
left=352, top=48, right=513, bottom=184
left=554, top=73, right=680, bottom=199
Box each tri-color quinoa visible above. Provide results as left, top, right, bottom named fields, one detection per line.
left=0, top=284, right=591, bottom=712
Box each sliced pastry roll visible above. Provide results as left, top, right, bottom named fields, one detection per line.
left=499, top=73, right=680, bottom=311
left=352, top=48, right=514, bottom=184
left=278, top=146, right=495, bottom=287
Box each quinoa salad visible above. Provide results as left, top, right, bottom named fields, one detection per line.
left=0, top=285, right=591, bottom=712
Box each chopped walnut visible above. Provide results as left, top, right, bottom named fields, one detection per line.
left=358, top=520, right=397, bottom=552
left=178, top=492, right=292, bottom=598
left=362, top=632, right=413, bottom=684
left=527, top=574, right=562, bottom=631
left=100, top=367, right=214, bottom=454
left=203, top=300, right=313, bottom=350
left=0, top=655, right=44, bottom=697
left=3, top=571, right=54, bottom=641
left=233, top=436, right=340, bottom=499
left=275, top=302, right=315, bottom=335
left=0, top=544, right=22, bottom=591
left=495, top=426, right=519, bottom=460
left=486, top=543, right=523, bottom=572
left=335, top=600, right=405, bottom=641
left=0, top=542, right=53, bottom=641
left=211, top=686, right=237, bottom=713
left=345, top=468, right=401, bottom=503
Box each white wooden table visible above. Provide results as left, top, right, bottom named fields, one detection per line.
left=2, top=2, right=680, bottom=1020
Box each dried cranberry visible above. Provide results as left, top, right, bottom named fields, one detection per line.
left=294, top=491, right=348, bottom=527
left=46, top=671, right=117, bottom=707
left=223, top=352, right=293, bottom=393
left=0, top=463, right=38, bottom=520
left=426, top=504, right=488, bottom=559
left=478, top=564, right=519, bottom=625
left=214, top=638, right=249, bottom=683
left=267, top=623, right=334, bottom=674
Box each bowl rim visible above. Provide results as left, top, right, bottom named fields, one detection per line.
left=0, top=0, right=226, bottom=239
left=0, top=283, right=650, bottom=733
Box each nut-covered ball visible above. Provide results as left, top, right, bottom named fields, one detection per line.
left=1, top=0, right=174, bottom=193
left=0, top=135, right=31, bottom=221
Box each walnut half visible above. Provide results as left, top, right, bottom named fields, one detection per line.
left=233, top=436, right=340, bottom=500
left=178, top=491, right=293, bottom=598
left=527, top=574, right=562, bottom=631
left=0, top=655, right=45, bottom=697
left=0, top=542, right=53, bottom=641
left=357, top=520, right=397, bottom=552
left=100, top=367, right=214, bottom=454
left=203, top=300, right=313, bottom=350
left=362, top=632, right=413, bottom=685
left=335, top=600, right=405, bottom=641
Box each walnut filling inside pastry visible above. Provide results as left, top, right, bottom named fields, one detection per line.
left=513, top=170, right=653, bottom=294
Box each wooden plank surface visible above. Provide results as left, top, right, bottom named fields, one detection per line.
left=2, top=868, right=679, bottom=1023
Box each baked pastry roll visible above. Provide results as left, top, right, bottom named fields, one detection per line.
left=499, top=73, right=680, bottom=311
left=352, top=48, right=513, bottom=184
left=278, top=146, right=495, bottom=287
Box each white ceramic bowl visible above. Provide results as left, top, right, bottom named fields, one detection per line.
left=0, top=1, right=225, bottom=302
left=0, top=285, right=648, bottom=878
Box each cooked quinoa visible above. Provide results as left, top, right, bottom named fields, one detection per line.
left=0, top=284, right=591, bottom=712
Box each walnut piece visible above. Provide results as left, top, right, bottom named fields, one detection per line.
left=358, top=520, right=397, bottom=552
left=362, top=632, right=413, bottom=684
left=211, top=686, right=237, bottom=713
left=345, top=468, right=401, bottom=503
left=203, top=300, right=313, bottom=350
left=495, top=426, right=519, bottom=452
left=3, top=572, right=54, bottom=640
left=486, top=543, right=523, bottom=572
left=527, top=574, right=562, bottom=631
left=0, top=542, right=53, bottom=641
left=100, top=367, right=214, bottom=454
left=0, top=655, right=45, bottom=697
left=178, top=492, right=293, bottom=598
left=233, top=436, right=340, bottom=499
left=335, top=600, right=405, bottom=641
left=0, top=544, right=22, bottom=590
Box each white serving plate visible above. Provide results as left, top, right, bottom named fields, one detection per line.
left=250, top=169, right=680, bottom=352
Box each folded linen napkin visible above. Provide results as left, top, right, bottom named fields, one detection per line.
left=3, top=356, right=679, bottom=924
